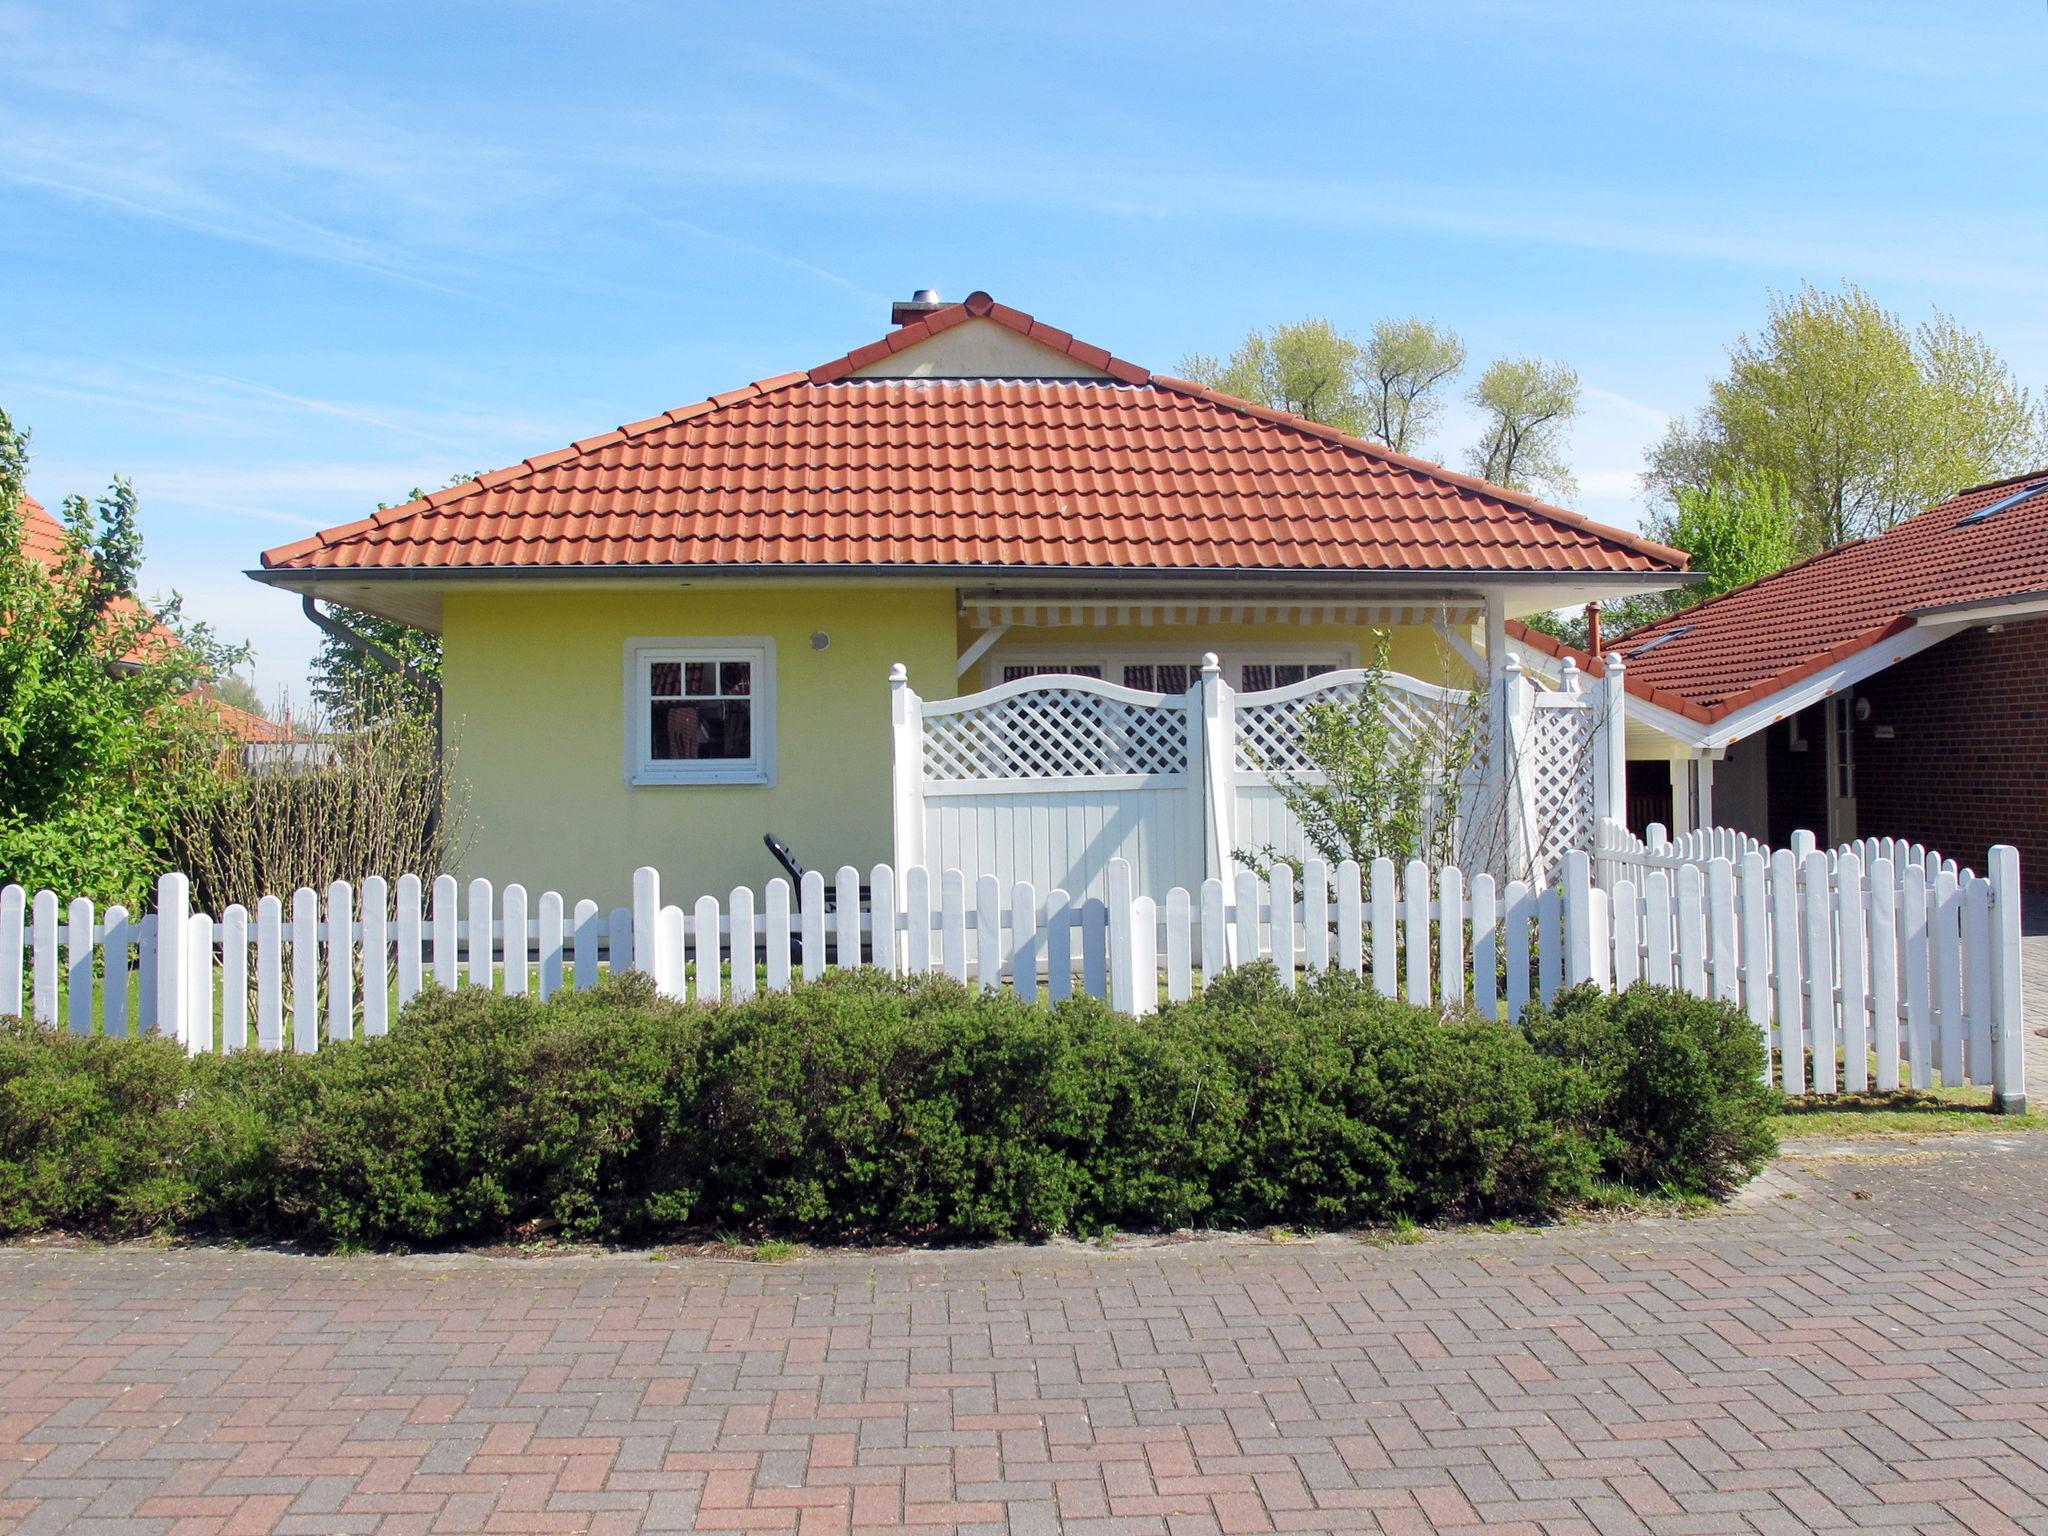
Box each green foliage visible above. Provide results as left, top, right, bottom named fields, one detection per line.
left=1178, top=318, right=1373, bottom=437
left=1179, top=315, right=1468, bottom=455
left=0, top=970, right=1774, bottom=1249
left=309, top=606, right=442, bottom=730
left=1250, top=639, right=1478, bottom=869
left=1519, top=469, right=1802, bottom=648
left=1467, top=356, right=1580, bottom=497
left=1646, top=283, right=2046, bottom=550
left=1362, top=318, right=1468, bottom=452
left=0, top=1018, right=218, bottom=1235
left=1665, top=470, right=1800, bottom=599
left=1180, top=317, right=1582, bottom=494
left=1521, top=982, right=1778, bottom=1196
left=0, top=406, right=244, bottom=906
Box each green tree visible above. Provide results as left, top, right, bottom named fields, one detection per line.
left=306, top=473, right=475, bottom=728
left=1178, top=318, right=1369, bottom=437
left=1665, top=470, right=1799, bottom=599
left=1362, top=317, right=1466, bottom=453
left=208, top=673, right=268, bottom=719
left=1646, top=283, right=2045, bottom=550
left=0, top=407, right=244, bottom=905
left=1179, top=316, right=1468, bottom=454
left=1521, top=469, right=1803, bottom=649
left=1467, top=356, right=1580, bottom=497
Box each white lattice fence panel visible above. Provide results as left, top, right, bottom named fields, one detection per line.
left=1527, top=702, right=1593, bottom=873
left=1233, top=677, right=1446, bottom=773
left=923, top=688, right=1190, bottom=782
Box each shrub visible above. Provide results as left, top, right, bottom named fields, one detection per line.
left=0, top=1017, right=214, bottom=1235
left=1521, top=982, right=1778, bottom=1195
left=0, top=970, right=1772, bottom=1249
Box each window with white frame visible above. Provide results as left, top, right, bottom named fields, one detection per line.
left=625, top=638, right=775, bottom=785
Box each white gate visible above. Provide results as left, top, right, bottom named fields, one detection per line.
left=891, top=665, right=1206, bottom=904
left=891, top=650, right=1622, bottom=903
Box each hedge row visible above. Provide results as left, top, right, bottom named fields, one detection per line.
left=0, top=967, right=1776, bottom=1249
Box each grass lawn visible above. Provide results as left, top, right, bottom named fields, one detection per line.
left=1773, top=1084, right=2047, bottom=1137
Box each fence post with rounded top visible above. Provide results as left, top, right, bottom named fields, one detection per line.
left=1990, top=844, right=2027, bottom=1113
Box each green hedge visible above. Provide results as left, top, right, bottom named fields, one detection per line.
left=0, top=967, right=1775, bottom=1249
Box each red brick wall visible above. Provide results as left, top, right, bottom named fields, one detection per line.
left=1852, top=617, right=2048, bottom=881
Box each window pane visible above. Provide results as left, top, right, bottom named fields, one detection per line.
left=720, top=660, right=752, bottom=697
left=1241, top=664, right=1273, bottom=691
left=1275, top=664, right=1307, bottom=686
left=651, top=699, right=752, bottom=761
left=683, top=661, right=716, bottom=695
left=1003, top=664, right=1103, bottom=681
left=1155, top=664, right=1191, bottom=693
left=1123, top=664, right=1155, bottom=691
left=1307, top=663, right=1336, bottom=678
left=648, top=661, right=682, bottom=696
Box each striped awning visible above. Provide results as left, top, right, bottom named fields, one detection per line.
left=960, top=593, right=1482, bottom=630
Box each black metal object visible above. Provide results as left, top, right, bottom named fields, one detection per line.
left=762, top=834, right=873, bottom=961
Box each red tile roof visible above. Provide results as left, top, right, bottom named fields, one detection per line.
left=260, top=291, right=1686, bottom=580
left=11, top=493, right=176, bottom=663
left=16, top=494, right=66, bottom=566
left=1510, top=469, right=2048, bottom=723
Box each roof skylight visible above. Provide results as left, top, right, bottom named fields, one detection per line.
left=1957, top=480, right=2048, bottom=526
left=1623, top=625, right=1693, bottom=658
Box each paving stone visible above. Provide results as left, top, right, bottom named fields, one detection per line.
left=6, top=1138, right=2048, bottom=1531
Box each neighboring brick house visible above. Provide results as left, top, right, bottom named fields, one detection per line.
left=1509, top=470, right=2048, bottom=881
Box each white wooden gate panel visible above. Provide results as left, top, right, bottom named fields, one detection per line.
left=925, top=787, right=1205, bottom=907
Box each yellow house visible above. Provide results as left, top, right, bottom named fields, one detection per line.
left=252, top=290, right=1689, bottom=906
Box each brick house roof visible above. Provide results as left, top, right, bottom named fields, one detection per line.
left=259, top=291, right=1687, bottom=581
left=1510, top=469, right=2048, bottom=724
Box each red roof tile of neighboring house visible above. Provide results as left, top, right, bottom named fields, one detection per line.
left=1509, top=469, right=2048, bottom=723
left=14, top=495, right=278, bottom=738
left=12, top=493, right=176, bottom=663
left=260, top=292, right=1686, bottom=579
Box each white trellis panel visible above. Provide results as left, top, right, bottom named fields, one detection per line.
left=910, top=670, right=1206, bottom=904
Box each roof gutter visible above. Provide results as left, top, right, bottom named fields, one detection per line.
left=253, top=564, right=1699, bottom=590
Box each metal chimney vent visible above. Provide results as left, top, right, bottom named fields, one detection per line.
left=890, top=288, right=949, bottom=326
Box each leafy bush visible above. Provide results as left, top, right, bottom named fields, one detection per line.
left=0, top=970, right=1774, bottom=1249
left=0, top=1017, right=211, bottom=1235
left=1521, top=982, right=1778, bottom=1195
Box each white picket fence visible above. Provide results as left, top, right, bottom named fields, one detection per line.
left=4, top=832, right=2026, bottom=1109
left=1594, top=820, right=2021, bottom=1102
left=0, top=876, right=636, bottom=1052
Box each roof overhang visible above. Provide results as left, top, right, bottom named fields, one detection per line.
left=249, top=563, right=1695, bottom=636
left=1573, top=592, right=2048, bottom=754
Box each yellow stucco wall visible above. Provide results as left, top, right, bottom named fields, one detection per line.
left=441, top=585, right=956, bottom=909
left=442, top=587, right=1483, bottom=908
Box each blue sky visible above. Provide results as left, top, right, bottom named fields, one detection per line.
left=4, top=0, right=2045, bottom=706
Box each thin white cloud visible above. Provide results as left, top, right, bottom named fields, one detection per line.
left=658, top=219, right=890, bottom=306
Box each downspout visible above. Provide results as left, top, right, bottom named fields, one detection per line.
left=300, top=592, right=445, bottom=758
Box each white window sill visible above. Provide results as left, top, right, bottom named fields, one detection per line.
left=629, top=767, right=775, bottom=788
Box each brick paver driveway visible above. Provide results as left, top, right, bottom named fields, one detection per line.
left=4, top=1138, right=2048, bottom=1535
